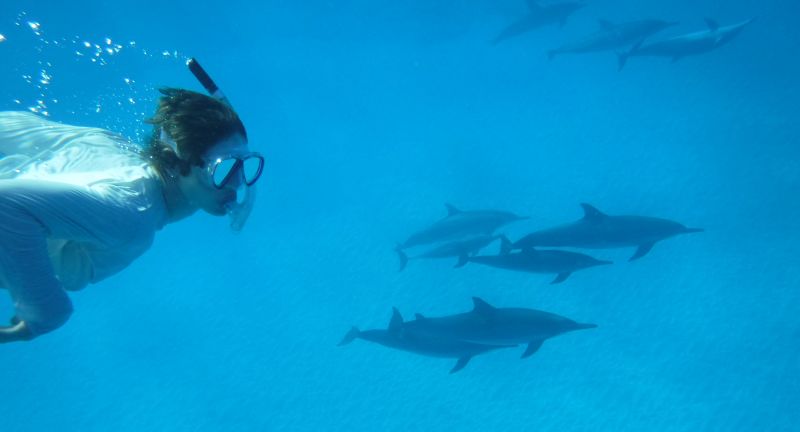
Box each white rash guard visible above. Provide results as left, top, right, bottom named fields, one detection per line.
left=0, top=111, right=169, bottom=336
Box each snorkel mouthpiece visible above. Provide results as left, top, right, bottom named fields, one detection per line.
left=187, top=58, right=255, bottom=231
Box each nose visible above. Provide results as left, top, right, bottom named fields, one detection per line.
left=224, top=163, right=246, bottom=188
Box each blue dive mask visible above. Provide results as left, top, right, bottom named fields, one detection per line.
left=188, top=58, right=261, bottom=232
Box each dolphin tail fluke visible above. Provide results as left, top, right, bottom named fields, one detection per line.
left=629, top=242, right=655, bottom=261
left=396, top=248, right=409, bottom=272
left=683, top=227, right=704, bottom=234
left=450, top=356, right=473, bottom=374
left=574, top=323, right=598, bottom=331
left=337, top=327, right=360, bottom=346
left=454, top=253, right=469, bottom=268
left=521, top=339, right=544, bottom=359
left=499, top=235, right=513, bottom=255
left=551, top=272, right=571, bottom=284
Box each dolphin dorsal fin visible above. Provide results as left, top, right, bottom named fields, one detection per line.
left=388, top=307, right=404, bottom=333
left=704, top=17, right=719, bottom=31
left=471, top=297, right=496, bottom=315
left=598, top=19, right=614, bottom=30
left=445, top=203, right=462, bottom=216
left=580, top=203, right=607, bottom=221
left=526, top=0, right=544, bottom=13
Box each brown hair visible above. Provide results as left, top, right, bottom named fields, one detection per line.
left=144, top=88, right=247, bottom=176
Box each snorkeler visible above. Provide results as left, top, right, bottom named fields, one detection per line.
left=0, top=59, right=263, bottom=343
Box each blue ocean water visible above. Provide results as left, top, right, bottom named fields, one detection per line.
left=1, top=0, right=798, bottom=430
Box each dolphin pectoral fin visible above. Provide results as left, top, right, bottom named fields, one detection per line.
left=551, top=272, right=571, bottom=284
left=521, top=340, right=545, bottom=359
left=450, top=356, right=473, bottom=374
left=454, top=253, right=469, bottom=268
left=629, top=243, right=655, bottom=261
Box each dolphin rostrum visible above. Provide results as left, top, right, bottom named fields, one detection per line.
left=397, top=204, right=527, bottom=250
left=491, top=0, right=586, bottom=45
left=459, top=236, right=611, bottom=284
left=617, top=18, right=756, bottom=70
left=547, top=18, right=678, bottom=60
left=413, top=297, right=597, bottom=359
left=339, top=308, right=515, bottom=373
left=396, top=234, right=500, bottom=271
left=510, top=203, right=703, bottom=261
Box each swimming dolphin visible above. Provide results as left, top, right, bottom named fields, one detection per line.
left=397, top=204, right=527, bottom=250
left=491, top=1, right=586, bottom=45
left=510, top=203, right=703, bottom=261
left=413, top=297, right=597, bottom=358
left=460, top=236, right=611, bottom=284
left=339, top=308, right=515, bottom=373
left=396, top=234, right=500, bottom=271
left=547, top=18, right=678, bottom=60
left=617, top=18, right=756, bottom=70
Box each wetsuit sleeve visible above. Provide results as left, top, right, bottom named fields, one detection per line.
left=0, top=179, right=136, bottom=336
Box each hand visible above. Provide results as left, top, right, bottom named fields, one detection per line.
left=0, top=320, right=33, bottom=343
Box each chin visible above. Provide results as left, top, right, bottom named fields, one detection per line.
left=205, top=204, right=228, bottom=216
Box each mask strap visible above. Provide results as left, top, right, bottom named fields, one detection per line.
left=159, top=128, right=180, bottom=156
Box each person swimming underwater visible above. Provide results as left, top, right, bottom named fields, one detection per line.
left=0, top=59, right=264, bottom=343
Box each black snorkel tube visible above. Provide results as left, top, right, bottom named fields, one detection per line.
left=186, top=57, right=230, bottom=105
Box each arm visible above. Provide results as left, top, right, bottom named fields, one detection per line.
left=0, top=321, right=33, bottom=343
left=0, top=179, right=136, bottom=342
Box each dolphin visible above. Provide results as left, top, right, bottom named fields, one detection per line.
left=491, top=1, right=586, bottom=45
left=510, top=203, right=703, bottom=261
left=617, top=18, right=756, bottom=70
left=547, top=18, right=678, bottom=60
left=339, top=307, right=515, bottom=373
left=460, top=236, right=611, bottom=284
left=396, top=234, right=500, bottom=271
left=413, top=297, right=597, bottom=359
left=397, top=204, right=527, bottom=250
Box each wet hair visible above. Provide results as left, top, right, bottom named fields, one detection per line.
left=143, top=88, right=247, bottom=176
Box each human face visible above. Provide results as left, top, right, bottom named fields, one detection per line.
left=179, top=133, right=254, bottom=216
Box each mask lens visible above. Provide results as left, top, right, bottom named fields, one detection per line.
left=212, top=158, right=238, bottom=188
left=242, top=156, right=264, bottom=186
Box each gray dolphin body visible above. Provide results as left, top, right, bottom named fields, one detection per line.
left=462, top=236, right=611, bottom=284
left=492, top=1, right=586, bottom=45
left=398, top=204, right=526, bottom=250
left=618, top=18, right=755, bottom=70
left=396, top=234, right=500, bottom=271
left=413, top=297, right=597, bottom=358
left=339, top=308, right=514, bottom=373
left=548, top=18, right=678, bottom=60
left=512, top=203, right=703, bottom=261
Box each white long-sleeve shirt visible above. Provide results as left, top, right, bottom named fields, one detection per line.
left=0, top=111, right=169, bottom=336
